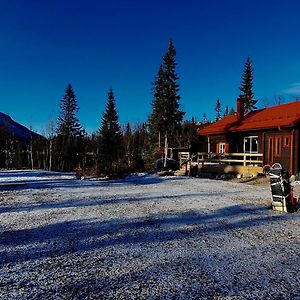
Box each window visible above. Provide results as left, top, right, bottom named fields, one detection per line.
left=219, top=143, right=226, bottom=154
left=274, top=136, right=281, bottom=156
left=244, top=136, right=258, bottom=153
left=283, top=136, right=290, bottom=148
left=217, top=142, right=229, bottom=154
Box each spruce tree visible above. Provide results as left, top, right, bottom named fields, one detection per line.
left=215, top=98, right=221, bottom=120
left=202, top=112, right=207, bottom=124
left=98, top=89, right=123, bottom=176
left=239, top=57, right=257, bottom=112
left=56, top=84, right=83, bottom=171
left=224, top=105, right=229, bottom=117
left=148, top=65, right=165, bottom=150
left=57, top=84, right=82, bottom=137
left=148, top=39, right=185, bottom=157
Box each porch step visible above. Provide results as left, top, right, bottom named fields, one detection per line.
left=174, top=160, right=192, bottom=176
left=174, top=169, right=188, bottom=176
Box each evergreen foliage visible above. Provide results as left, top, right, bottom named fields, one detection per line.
left=181, top=117, right=202, bottom=151
left=57, top=84, right=82, bottom=137
left=224, top=105, right=229, bottom=117
left=202, top=112, right=208, bottom=124
left=98, top=89, right=124, bottom=176
left=239, top=57, right=257, bottom=112
left=148, top=39, right=185, bottom=159
left=130, top=123, right=148, bottom=171
left=215, top=98, right=221, bottom=120
left=55, top=84, right=83, bottom=171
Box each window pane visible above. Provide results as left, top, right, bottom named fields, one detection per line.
left=244, top=137, right=258, bottom=153
left=219, top=143, right=225, bottom=153
left=251, top=138, right=258, bottom=153
left=244, top=138, right=250, bottom=152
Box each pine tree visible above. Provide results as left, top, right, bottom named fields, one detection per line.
left=239, top=57, right=257, bottom=112
left=57, top=84, right=82, bottom=137
left=148, top=39, right=185, bottom=157
left=215, top=98, right=221, bottom=120
left=98, top=89, right=123, bottom=176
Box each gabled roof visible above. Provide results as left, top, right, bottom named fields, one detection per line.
left=199, top=114, right=237, bottom=135
left=199, top=100, right=300, bottom=135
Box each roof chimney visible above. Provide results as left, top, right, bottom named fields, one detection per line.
left=237, top=97, right=244, bottom=120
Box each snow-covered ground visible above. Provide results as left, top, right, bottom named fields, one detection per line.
left=0, top=170, right=300, bottom=299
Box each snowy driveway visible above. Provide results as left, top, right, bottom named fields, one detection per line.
left=0, top=171, right=300, bottom=299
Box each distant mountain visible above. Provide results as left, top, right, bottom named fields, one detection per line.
left=0, top=112, right=45, bottom=142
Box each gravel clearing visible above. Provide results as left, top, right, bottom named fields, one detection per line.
left=0, top=170, right=300, bottom=299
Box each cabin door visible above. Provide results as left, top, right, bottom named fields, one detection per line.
left=267, top=136, right=282, bottom=166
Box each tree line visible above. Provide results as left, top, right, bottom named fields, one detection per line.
left=0, top=40, right=257, bottom=177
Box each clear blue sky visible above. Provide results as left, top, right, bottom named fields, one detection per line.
left=1, top=0, right=300, bottom=134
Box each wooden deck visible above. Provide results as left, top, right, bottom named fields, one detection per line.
left=178, top=152, right=263, bottom=176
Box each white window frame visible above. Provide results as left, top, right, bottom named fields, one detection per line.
left=243, top=136, right=258, bottom=154
left=219, top=142, right=226, bottom=154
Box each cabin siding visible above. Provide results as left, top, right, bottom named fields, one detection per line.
left=237, top=131, right=263, bottom=153
left=208, top=131, right=264, bottom=153
left=202, top=127, right=300, bottom=174
left=261, top=129, right=295, bottom=172
left=295, top=129, right=300, bottom=174
left=209, top=134, right=228, bottom=153
left=198, top=100, right=300, bottom=175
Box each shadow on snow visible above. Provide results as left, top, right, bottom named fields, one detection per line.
left=0, top=189, right=249, bottom=214
left=0, top=173, right=187, bottom=191
left=0, top=203, right=296, bottom=265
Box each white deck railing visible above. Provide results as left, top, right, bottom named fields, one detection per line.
left=179, top=152, right=263, bottom=167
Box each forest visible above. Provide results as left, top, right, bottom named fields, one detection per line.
left=0, top=40, right=255, bottom=177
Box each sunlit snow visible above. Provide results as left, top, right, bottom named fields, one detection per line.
left=0, top=170, right=299, bottom=299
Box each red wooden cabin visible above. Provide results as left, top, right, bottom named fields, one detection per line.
left=197, top=98, right=300, bottom=175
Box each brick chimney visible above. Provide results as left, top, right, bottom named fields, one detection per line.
left=237, top=97, right=244, bottom=120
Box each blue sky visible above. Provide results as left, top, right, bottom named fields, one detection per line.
left=1, top=0, right=300, bottom=133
